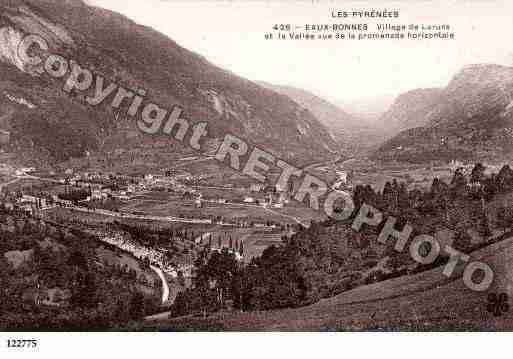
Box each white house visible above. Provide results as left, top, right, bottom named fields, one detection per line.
left=335, top=171, right=348, bottom=184
left=91, top=189, right=103, bottom=200
left=249, top=183, right=264, bottom=192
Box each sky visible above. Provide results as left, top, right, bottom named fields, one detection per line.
left=86, top=0, right=513, bottom=104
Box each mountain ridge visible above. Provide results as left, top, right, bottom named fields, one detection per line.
left=374, top=63, right=513, bottom=163
left=258, top=81, right=391, bottom=154
left=0, top=0, right=338, bottom=169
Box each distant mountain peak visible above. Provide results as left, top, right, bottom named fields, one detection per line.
left=374, top=63, right=513, bottom=163
left=257, top=81, right=392, bottom=154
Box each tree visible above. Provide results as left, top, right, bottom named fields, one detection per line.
left=129, top=291, right=145, bottom=320
left=497, top=205, right=513, bottom=232
left=70, top=269, right=98, bottom=309
left=452, top=229, right=473, bottom=253
left=0, top=256, right=12, bottom=312
left=470, top=163, right=486, bottom=183
left=382, top=181, right=396, bottom=208
left=397, top=182, right=409, bottom=209
left=450, top=169, right=467, bottom=198
left=430, top=177, right=449, bottom=196
left=496, top=165, right=513, bottom=192
left=477, top=213, right=492, bottom=238
left=239, top=240, right=244, bottom=256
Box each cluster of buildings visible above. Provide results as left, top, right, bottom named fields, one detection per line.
left=56, top=170, right=195, bottom=203
left=243, top=192, right=290, bottom=209
left=98, top=232, right=179, bottom=277
left=3, top=91, right=35, bottom=109
left=1, top=192, right=74, bottom=216
left=240, top=183, right=292, bottom=208
left=23, top=285, right=71, bottom=308
left=332, top=169, right=354, bottom=190
left=0, top=163, right=35, bottom=177
left=97, top=229, right=221, bottom=284
left=448, top=160, right=476, bottom=175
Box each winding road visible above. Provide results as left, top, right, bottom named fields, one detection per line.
left=149, top=264, right=170, bottom=304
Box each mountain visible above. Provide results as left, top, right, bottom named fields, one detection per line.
left=378, top=88, right=444, bottom=132
left=374, top=64, right=513, bottom=163
left=0, top=0, right=338, bottom=170
left=258, top=82, right=389, bottom=154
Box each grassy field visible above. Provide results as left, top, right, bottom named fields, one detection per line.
left=142, top=237, right=513, bottom=331
left=44, top=207, right=221, bottom=233
left=121, top=196, right=300, bottom=225
left=1, top=177, right=60, bottom=192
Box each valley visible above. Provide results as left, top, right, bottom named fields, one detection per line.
left=1, top=0, right=513, bottom=333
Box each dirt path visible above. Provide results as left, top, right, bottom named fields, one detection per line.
left=150, top=264, right=170, bottom=304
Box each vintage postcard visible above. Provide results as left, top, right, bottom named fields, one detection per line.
left=0, top=0, right=512, bottom=353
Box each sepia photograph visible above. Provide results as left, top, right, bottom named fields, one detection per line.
left=0, top=0, right=513, bottom=355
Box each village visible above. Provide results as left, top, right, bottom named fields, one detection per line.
left=0, top=160, right=322, bottom=290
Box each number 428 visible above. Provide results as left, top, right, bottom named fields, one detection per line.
left=273, top=24, right=291, bottom=31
